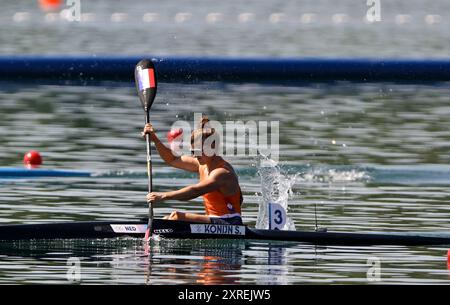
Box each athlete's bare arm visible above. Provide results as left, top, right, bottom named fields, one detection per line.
left=142, top=123, right=199, bottom=172
left=147, top=168, right=235, bottom=202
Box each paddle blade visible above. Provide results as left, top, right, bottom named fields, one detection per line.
left=134, top=59, right=158, bottom=112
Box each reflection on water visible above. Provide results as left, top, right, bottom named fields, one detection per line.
left=2, top=0, right=450, bottom=285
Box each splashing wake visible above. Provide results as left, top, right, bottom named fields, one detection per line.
left=255, top=154, right=297, bottom=230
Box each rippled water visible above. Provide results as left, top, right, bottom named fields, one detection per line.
left=0, top=239, right=449, bottom=284
left=1, top=0, right=450, bottom=285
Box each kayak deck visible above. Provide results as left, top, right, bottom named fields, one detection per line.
left=1, top=219, right=449, bottom=246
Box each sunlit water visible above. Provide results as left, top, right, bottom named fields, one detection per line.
left=1, top=0, right=450, bottom=285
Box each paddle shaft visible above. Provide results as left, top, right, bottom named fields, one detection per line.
left=145, top=111, right=154, bottom=238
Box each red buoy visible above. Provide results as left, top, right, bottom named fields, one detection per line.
left=38, top=0, right=62, bottom=12
left=167, top=128, right=184, bottom=153
left=167, top=128, right=183, bottom=143
left=23, top=150, right=43, bottom=168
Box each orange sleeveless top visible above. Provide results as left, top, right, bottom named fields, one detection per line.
left=199, top=160, right=242, bottom=217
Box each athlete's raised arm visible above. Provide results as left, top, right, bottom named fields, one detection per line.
left=142, top=123, right=199, bottom=172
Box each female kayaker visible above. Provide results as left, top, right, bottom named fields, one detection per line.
left=142, top=116, right=243, bottom=225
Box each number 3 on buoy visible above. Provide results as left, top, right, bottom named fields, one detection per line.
left=268, top=202, right=287, bottom=230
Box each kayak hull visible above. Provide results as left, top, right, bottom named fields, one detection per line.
left=0, top=219, right=449, bottom=246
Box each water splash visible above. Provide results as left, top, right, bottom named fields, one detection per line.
left=255, top=154, right=297, bottom=230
